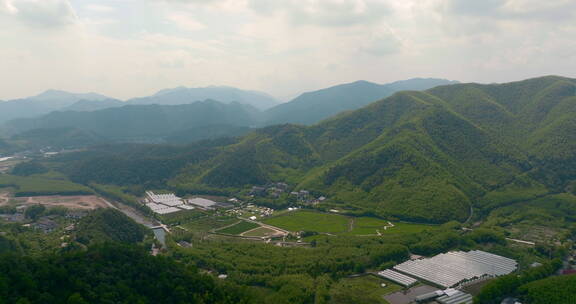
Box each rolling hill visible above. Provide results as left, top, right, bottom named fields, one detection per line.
left=46, top=76, right=576, bottom=223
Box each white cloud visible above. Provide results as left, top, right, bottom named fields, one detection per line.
left=0, top=0, right=18, bottom=14
left=3, top=0, right=78, bottom=28
left=85, top=4, right=114, bottom=13
left=167, top=13, right=206, bottom=31
left=248, top=0, right=391, bottom=27
left=0, top=0, right=574, bottom=100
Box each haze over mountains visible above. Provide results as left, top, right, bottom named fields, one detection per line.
left=1, top=78, right=456, bottom=146
left=51, top=76, right=576, bottom=224
left=0, top=90, right=112, bottom=123
left=126, top=86, right=279, bottom=110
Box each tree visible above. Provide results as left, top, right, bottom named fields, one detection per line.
left=24, top=205, right=46, bottom=220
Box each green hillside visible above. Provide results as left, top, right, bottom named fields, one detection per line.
left=51, top=76, right=576, bottom=223
left=263, top=78, right=457, bottom=126
left=75, top=208, right=151, bottom=245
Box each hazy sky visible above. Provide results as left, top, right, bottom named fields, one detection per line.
left=1, top=0, right=575, bottom=100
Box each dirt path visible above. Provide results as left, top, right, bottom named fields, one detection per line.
left=348, top=218, right=355, bottom=232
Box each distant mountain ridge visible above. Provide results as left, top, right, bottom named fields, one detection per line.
left=61, top=99, right=125, bottom=112
left=2, top=78, right=458, bottom=147
left=6, top=100, right=258, bottom=146
left=0, top=90, right=113, bottom=123
left=262, top=78, right=458, bottom=126
left=127, top=86, right=279, bottom=110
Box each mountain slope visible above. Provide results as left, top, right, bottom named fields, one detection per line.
left=52, top=76, right=576, bottom=223
left=262, top=78, right=458, bottom=126
left=7, top=100, right=259, bottom=146
left=128, top=86, right=278, bottom=110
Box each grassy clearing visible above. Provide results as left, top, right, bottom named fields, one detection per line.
left=382, top=222, right=438, bottom=234
left=216, top=221, right=259, bottom=235
left=329, top=275, right=403, bottom=304
left=262, top=210, right=349, bottom=233
left=0, top=174, right=93, bottom=196
left=346, top=217, right=391, bottom=235
left=242, top=227, right=280, bottom=237
left=263, top=210, right=435, bottom=236
left=181, top=216, right=239, bottom=232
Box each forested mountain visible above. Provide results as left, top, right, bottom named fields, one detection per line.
left=128, top=86, right=278, bottom=110
left=262, top=78, right=458, bottom=126
left=6, top=100, right=259, bottom=146
left=54, top=76, right=576, bottom=223
left=0, top=90, right=111, bottom=123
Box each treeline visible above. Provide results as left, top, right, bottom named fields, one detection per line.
left=0, top=243, right=254, bottom=304
left=75, top=208, right=151, bottom=245
left=474, top=259, right=563, bottom=304
left=518, top=274, right=576, bottom=304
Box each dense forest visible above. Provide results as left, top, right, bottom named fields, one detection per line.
left=0, top=244, right=253, bottom=304
left=48, top=76, right=576, bottom=223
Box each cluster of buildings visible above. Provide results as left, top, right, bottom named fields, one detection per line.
left=379, top=250, right=518, bottom=304
left=227, top=204, right=274, bottom=220
left=248, top=183, right=327, bottom=205
left=250, top=182, right=289, bottom=198
left=144, top=191, right=192, bottom=215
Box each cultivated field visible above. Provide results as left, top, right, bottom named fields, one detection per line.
left=263, top=210, right=349, bottom=234
left=263, top=210, right=437, bottom=236
left=216, top=221, right=259, bottom=235
left=0, top=174, right=93, bottom=196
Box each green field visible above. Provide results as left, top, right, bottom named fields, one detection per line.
left=216, top=221, right=259, bottom=235
left=382, top=222, right=438, bottom=234
left=329, top=275, right=403, bottom=304
left=263, top=210, right=438, bottom=237
left=262, top=210, right=349, bottom=233
left=181, top=216, right=239, bottom=232
left=347, top=217, right=391, bottom=235
left=0, top=174, right=93, bottom=196
left=242, top=227, right=279, bottom=237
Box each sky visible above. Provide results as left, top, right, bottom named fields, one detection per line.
left=0, top=0, right=575, bottom=101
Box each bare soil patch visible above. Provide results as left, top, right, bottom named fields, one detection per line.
left=15, top=195, right=112, bottom=210
left=0, top=192, right=11, bottom=206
